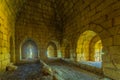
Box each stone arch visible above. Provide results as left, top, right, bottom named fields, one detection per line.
left=74, top=23, right=112, bottom=56
left=20, top=38, right=39, bottom=61
left=73, top=23, right=113, bottom=68
left=76, top=30, right=103, bottom=61
left=46, top=41, right=58, bottom=58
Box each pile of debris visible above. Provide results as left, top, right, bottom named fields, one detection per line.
left=6, top=63, right=18, bottom=71
left=40, top=60, right=63, bottom=80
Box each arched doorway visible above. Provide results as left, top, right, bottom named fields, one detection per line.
left=21, top=39, right=38, bottom=61
left=76, top=30, right=103, bottom=67
left=47, top=42, right=57, bottom=58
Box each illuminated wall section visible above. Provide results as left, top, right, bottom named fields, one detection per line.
left=76, top=31, right=96, bottom=61
left=0, top=1, right=14, bottom=71
left=94, top=40, right=103, bottom=62
left=76, top=30, right=103, bottom=62
left=0, top=0, right=23, bottom=71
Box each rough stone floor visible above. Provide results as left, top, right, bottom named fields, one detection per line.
left=0, top=62, right=110, bottom=80
left=0, top=63, right=42, bottom=80
left=50, top=62, right=105, bottom=80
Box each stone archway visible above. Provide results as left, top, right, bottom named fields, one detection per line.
left=47, top=42, right=57, bottom=58
left=76, top=30, right=103, bottom=67
left=21, top=39, right=38, bottom=61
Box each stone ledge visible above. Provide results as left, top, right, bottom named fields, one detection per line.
left=60, top=59, right=103, bottom=76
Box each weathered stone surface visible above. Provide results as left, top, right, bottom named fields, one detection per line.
left=6, top=63, right=17, bottom=71
left=49, top=60, right=109, bottom=80
left=0, top=0, right=120, bottom=79
left=0, top=63, right=42, bottom=80
left=41, top=64, right=53, bottom=76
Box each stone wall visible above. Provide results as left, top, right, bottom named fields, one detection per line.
left=89, top=35, right=101, bottom=61
left=15, top=0, right=62, bottom=63
left=58, top=0, right=120, bottom=79
left=0, top=0, right=25, bottom=71
left=1, top=0, right=120, bottom=79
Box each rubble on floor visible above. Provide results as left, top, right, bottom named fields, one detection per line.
left=0, top=60, right=111, bottom=80
left=6, top=63, right=18, bottom=71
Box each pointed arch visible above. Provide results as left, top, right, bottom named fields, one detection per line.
left=20, top=38, right=39, bottom=61
left=47, top=42, right=58, bottom=58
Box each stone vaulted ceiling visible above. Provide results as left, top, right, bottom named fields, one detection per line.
left=16, top=0, right=62, bottom=31
left=16, top=0, right=84, bottom=32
